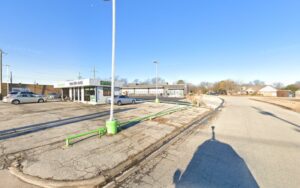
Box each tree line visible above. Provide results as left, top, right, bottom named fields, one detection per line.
left=187, top=80, right=300, bottom=94
left=114, top=76, right=300, bottom=95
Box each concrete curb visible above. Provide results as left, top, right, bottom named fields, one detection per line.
left=250, top=98, right=298, bottom=113
left=9, top=166, right=106, bottom=188
left=9, top=97, right=224, bottom=188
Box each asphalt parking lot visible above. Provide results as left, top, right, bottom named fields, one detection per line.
left=0, top=101, right=176, bottom=156
left=0, top=98, right=214, bottom=187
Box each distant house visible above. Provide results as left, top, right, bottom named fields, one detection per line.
left=296, top=90, right=300, bottom=98
left=239, top=85, right=262, bottom=95
left=246, top=88, right=255, bottom=95
left=246, top=86, right=263, bottom=95
left=277, top=90, right=293, bottom=97
left=258, top=86, right=277, bottom=97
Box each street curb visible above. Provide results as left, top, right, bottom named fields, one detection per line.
left=9, top=166, right=106, bottom=188
left=9, top=97, right=224, bottom=188
left=250, top=98, right=299, bottom=113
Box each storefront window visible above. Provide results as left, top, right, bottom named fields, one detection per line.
left=84, top=87, right=95, bottom=101
left=103, top=87, right=111, bottom=96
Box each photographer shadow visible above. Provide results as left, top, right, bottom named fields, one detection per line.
left=173, top=128, right=258, bottom=188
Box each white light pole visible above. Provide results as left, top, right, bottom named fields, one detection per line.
left=106, top=0, right=118, bottom=135
left=153, top=61, right=160, bottom=103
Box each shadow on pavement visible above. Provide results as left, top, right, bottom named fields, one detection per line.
left=252, top=106, right=300, bottom=129
left=119, top=120, right=142, bottom=130
left=173, top=130, right=258, bottom=188
left=0, top=108, right=134, bottom=140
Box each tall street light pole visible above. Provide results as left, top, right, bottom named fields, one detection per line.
left=153, top=61, right=160, bottom=103
left=106, top=0, right=118, bottom=135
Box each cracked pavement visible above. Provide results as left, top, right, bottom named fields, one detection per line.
left=0, top=101, right=209, bottom=186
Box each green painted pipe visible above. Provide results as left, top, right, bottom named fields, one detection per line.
left=66, top=128, right=106, bottom=147
left=65, top=105, right=191, bottom=146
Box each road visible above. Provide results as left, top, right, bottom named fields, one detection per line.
left=120, top=97, right=300, bottom=188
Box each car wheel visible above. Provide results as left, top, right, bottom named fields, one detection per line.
left=117, top=101, right=122, bottom=106
left=38, top=99, right=44, bottom=103
left=132, top=100, right=136, bottom=104
left=12, top=100, right=20, bottom=105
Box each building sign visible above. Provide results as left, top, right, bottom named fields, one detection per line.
left=12, top=88, right=30, bottom=92
left=100, top=81, right=111, bottom=86
left=57, top=83, right=65, bottom=87
left=69, top=81, right=83, bottom=86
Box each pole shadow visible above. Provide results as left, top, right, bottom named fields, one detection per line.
left=252, top=106, right=300, bottom=129
left=173, top=127, right=258, bottom=188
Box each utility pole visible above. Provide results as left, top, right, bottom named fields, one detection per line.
left=0, top=49, right=7, bottom=99
left=92, top=66, right=97, bottom=79
left=0, top=49, right=3, bottom=99
left=4, top=64, right=10, bottom=94
left=78, top=72, right=82, bottom=80
left=10, top=71, right=12, bottom=88
left=153, top=61, right=160, bottom=103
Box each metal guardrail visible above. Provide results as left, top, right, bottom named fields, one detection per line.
left=65, top=105, right=191, bottom=147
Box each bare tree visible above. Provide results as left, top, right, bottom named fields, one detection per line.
left=133, top=79, right=140, bottom=84
left=198, top=82, right=213, bottom=94
left=118, top=78, right=128, bottom=86
left=295, top=81, right=300, bottom=88
left=250, top=80, right=265, bottom=86
left=272, top=82, right=284, bottom=89
left=150, top=77, right=165, bottom=84
left=213, top=80, right=238, bottom=94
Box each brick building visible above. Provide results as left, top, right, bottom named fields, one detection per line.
left=0, top=82, right=60, bottom=99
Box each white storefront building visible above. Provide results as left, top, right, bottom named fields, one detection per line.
left=54, top=79, right=121, bottom=104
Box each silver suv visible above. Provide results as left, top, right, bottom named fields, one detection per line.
left=107, top=95, right=136, bottom=106
left=3, top=92, right=47, bottom=105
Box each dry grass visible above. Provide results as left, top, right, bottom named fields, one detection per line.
left=251, top=97, right=300, bottom=113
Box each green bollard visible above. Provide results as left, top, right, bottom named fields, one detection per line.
left=155, top=98, right=160, bottom=103
left=106, top=120, right=118, bottom=135
left=66, top=138, right=69, bottom=147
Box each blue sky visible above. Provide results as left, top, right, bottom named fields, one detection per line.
left=0, top=0, right=299, bottom=85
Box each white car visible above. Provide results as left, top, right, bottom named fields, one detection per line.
left=107, top=95, right=136, bottom=105
left=3, top=93, right=47, bottom=105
